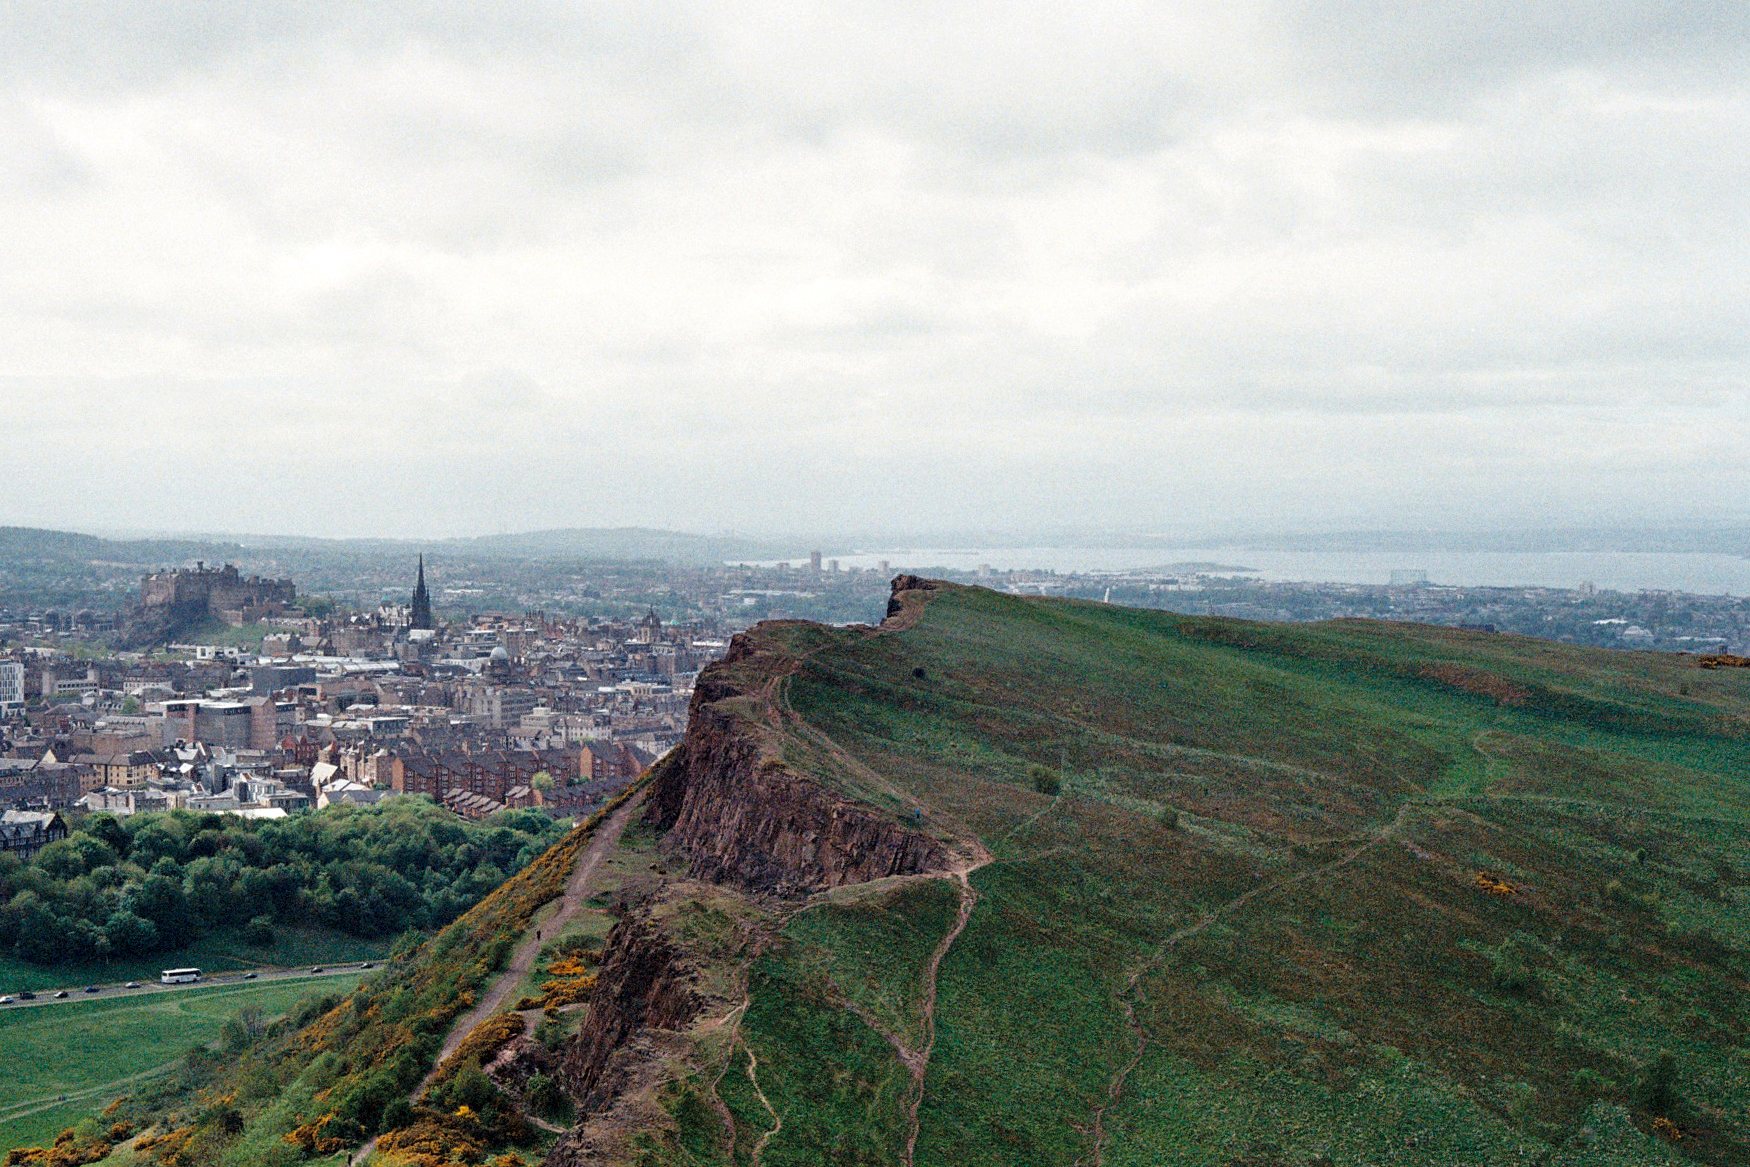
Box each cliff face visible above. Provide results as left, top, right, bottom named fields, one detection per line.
left=557, top=912, right=702, bottom=1116
left=642, top=637, right=951, bottom=895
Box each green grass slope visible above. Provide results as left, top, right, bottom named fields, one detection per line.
left=643, top=584, right=1750, bottom=1166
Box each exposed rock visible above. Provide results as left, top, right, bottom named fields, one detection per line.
left=644, top=699, right=951, bottom=895
left=114, top=600, right=204, bottom=651
left=885, top=573, right=939, bottom=622
left=557, top=912, right=703, bottom=1115
left=484, top=1034, right=559, bottom=1103
left=549, top=607, right=956, bottom=1162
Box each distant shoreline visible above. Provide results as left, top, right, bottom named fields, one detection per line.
left=736, top=546, right=1750, bottom=597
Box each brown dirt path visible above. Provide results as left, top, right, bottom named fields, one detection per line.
left=899, top=845, right=991, bottom=1167
left=745, top=1041, right=783, bottom=1166
left=422, top=792, right=646, bottom=1089
left=351, top=792, right=645, bottom=1165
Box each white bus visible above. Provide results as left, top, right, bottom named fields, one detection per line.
left=160, top=968, right=202, bottom=984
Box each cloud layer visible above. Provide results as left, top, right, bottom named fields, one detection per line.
left=2, top=2, right=1747, bottom=538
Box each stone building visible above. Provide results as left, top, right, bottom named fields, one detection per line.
left=139, top=563, right=295, bottom=627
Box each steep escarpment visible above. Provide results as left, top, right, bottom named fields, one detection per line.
left=644, top=702, right=951, bottom=894
left=545, top=881, right=765, bottom=1167
left=558, top=911, right=704, bottom=1115
left=642, top=604, right=954, bottom=894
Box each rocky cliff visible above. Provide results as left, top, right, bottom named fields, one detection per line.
left=557, top=911, right=703, bottom=1115
left=547, top=587, right=957, bottom=1161
left=642, top=701, right=950, bottom=895
left=641, top=605, right=952, bottom=894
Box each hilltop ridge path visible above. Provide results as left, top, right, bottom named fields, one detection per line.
left=352, top=792, right=645, bottom=1165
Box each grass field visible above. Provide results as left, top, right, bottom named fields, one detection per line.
left=613, top=583, right=1750, bottom=1166
left=178, top=620, right=283, bottom=649
left=0, top=973, right=363, bottom=1155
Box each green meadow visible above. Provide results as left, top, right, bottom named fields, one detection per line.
left=0, top=974, right=362, bottom=1155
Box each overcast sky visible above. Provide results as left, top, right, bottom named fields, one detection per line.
left=2, top=2, right=1747, bottom=540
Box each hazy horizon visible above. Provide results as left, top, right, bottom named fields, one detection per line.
left=24, top=519, right=1750, bottom=555
left=5, top=4, right=1750, bottom=538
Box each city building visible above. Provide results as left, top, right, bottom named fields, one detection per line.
left=0, top=660, right=23, bottom=718
left=410, top=555, right=434, bottom=630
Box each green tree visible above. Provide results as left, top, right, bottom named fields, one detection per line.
left=243, top=914, right=275, bottom=947
left=127, top=872, right=191, bottom=945
left=220, top=1005, right=267, bottom=1053
left=81, top=813, right=129, bottom=857
left=104, top=909, right=159, bottom=956
left=36, top=835, right=117, bottom=880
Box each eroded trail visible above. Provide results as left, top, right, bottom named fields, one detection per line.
left=898, top=845, right=991, bottom=1167
left=1076, top=802, right=1415, bottom=1167
left=423, top=792, right=646, bottom=1087
left=745, top=1042, right=783, bottom=1166
left=351, top=793, right=645, bottom=1166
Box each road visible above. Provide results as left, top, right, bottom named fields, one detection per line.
left=0, top=963, right=370, bottom=1009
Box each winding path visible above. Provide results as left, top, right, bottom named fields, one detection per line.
left=426, top=792, right=646, bottom=1083
left=899, top=845, right=991, bottom=1167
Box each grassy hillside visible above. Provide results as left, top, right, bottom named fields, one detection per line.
left=630, top=584, right=1750, bottom=1166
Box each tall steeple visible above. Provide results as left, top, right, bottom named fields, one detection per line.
left=410, top=555, right=433, bottom=630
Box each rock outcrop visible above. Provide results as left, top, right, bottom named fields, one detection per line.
left=884, top=573, right=940, bottom=625
left=549, top=596, right=956, bottom=1160
left=643, top=641, right=951, bottom=895
left=550, top=912, right=704, bottom=1137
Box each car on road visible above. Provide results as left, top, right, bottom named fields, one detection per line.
left=360, top=962, right=374, bottom=969
left=125, top=982, right=141, bottom=989
left=309, top=966, right=324, bottom=973
left=243, top=972, right=258, bottom=979
left=83, top=986, right=99, bottom=993
left=19, top=992, right=35, bottom=1000
left=1, top=996, right=15, bottom=1004
left=52, top=991, right=67, bottom=999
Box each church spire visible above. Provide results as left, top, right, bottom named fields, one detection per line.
left=410, top=555, right=433, bottom=630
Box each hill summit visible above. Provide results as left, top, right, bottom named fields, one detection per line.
left=559, top=577, right=1748, bottom=1165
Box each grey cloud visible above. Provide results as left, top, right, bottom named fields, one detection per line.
left=3, top=4, right=1750, bottom=539
left=1280, top=1, right=1750, bottom=113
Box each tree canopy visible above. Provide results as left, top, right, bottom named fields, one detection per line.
left=0, top=800, right=569, bottom=965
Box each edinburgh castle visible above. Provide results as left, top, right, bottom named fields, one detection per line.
left=139, top=563, right=296, bottom=627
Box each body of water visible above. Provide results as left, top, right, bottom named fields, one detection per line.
left=806, top=547, right=1750, bottom=596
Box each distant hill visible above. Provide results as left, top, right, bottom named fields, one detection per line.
left=428, top=526, right=802, bottom=564
left=0, top=524, right=812, bottom=615
left=0, top=526, right=244, bottom=566
left=558, top=579, right=1750, bottom=1165
left=2, top=524, right=804, bottom=567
